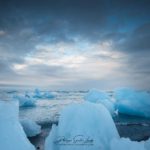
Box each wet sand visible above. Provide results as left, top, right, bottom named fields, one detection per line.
left=116, top=123, right=150, bottom=141
left=28, top=122, right=52, bottom=150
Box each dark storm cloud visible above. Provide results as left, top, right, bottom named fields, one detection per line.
left=0, top=0, right=149, bottom=40
left=115, top=23, right=150, bottom=53
left=0, top=0, right=149, bottom=47
left=112, top=22, right=150, bottom=80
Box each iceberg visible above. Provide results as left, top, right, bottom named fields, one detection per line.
left=115, top=88, right=150, bottom=118
left=33, top=89, right=42, bottom=98
left=45, top=102, right=149, bottom=150
left=20, top=119, right=41, bottom=137
left=0, top=100, right=35, bottom=150
left=84, top=89, right=115, bottom=114
left=43, top=91, right=55, bottom=99
left=33, top=89, right=55, bottom=99
left=13, top=95, right=36, bottom=107
left=45, top=102, right=119, bottom=150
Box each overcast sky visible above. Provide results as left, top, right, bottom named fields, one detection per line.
left=0, top=0, right=150, bottom=90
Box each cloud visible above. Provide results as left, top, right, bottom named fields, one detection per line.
left=0, top=30, right=6, bottom=36
left=0, top=0, right=150, bottom=89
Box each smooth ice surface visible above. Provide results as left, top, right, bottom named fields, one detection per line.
left=84, top=89, right=115, bottom=114
left=45, top=102, right=119, bottom=150
left=33, top=89, right=55, bottom=99
left=21, top=119, right=41, bottom=137
left=0, top=100, right=35, bottom=150
left=110, top=138, right=145, bottom=150
left=115, top=88, right=150, bottom=118
left=13, top=95, right=36, bottom=107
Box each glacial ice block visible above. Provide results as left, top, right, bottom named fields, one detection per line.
left=45, top=102, right=119, bottom=150
left=13, top=95, right=36, bottom=107
left=84, top=89, right=115, bottom=114
left=115, top=88, right=150, bottom=118
left=21, top=119, right=41, bottom=137
left=0, top=100, right=35, bottom=150
left=33, top=89, right=55, bottom=99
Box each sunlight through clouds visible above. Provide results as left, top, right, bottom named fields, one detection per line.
left=11, top=40, right=126, bottom=86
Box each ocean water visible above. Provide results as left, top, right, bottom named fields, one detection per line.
left=1, top=87, right=150, bottom=141
left=19, top=91, right=86, bottom=124
left=0, top=87, right=86, bottom=123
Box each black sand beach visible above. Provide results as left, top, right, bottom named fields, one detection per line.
left=28, top=115, right=150, bottom=150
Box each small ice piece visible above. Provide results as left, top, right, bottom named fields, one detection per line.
left=115, top=88, right=150, bottom=118
left=20, top=119, right=41, bottom=137
left=25, top=91, right=31, bottom=98
left=0, top=100, right=35, bottom=150
left=13, top=95, right=36, bottom=107
left=45, top=102, right=119, bottom=150
left=33, top=89, right=42, bottom=98
left=110, top=138, right=145, bottom=150
left=43, top=91, right=55, bottom=99
left=33, top=89, right=55, bottom=99
left=84, top=89, right=115, bottom=114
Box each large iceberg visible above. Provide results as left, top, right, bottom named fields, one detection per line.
left=45, top=102, right=119, bottom=150
left=21, top=119, right=41, bottom=137
left=0, top=100, right=35, bottom=150
left=45, top=102, right=149, bottom=150
left=33, top=89, right=55, bottom=99
left=13, top=95, right=36, bottom=107
left=115, top=88, right=150, bottom=118
left=84, top=89, right=115, bottom=114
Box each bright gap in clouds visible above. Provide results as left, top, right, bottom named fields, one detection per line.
left=11, top=40, right=130, bottom=89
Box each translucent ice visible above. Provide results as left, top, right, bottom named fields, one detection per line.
left=84, top=89, right=115, bottom=114
left=0, top=100, right=35, bottom=150
left=13, top=95, right=36, bottom=107
left=45, top=102, right=119, bottom=150
left=115, top=88, right=150, bottom=118
left=45, top=101, right=150, bottom=150
left=21, top=119, right=41, bottom=137
left=33, top=89, right=55, bottom=99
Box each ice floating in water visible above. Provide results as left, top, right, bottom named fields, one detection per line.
left=33, top=89, right=42, bottom=98
left=115, top=88, right=150, bottom=118
left=43, top=91, right=55, bottom=99
left=20, top=119, right=41, bottom=137
left=13, top=95, right=36, bottom=107
left=85, top=88, right=150, bottom=118
left=33, top=89, right=55, bottom=99
left=0, top=100, right=35, bottom=150
left=84, top=89, right=115, bottom=114
left=45, top=102, right=119, bottom=150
